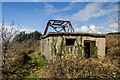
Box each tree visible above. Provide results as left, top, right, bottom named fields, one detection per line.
left=13, top=30, right=42, bottom=42
left=1, top=20, right=21, bottom=63
left=1, top=20, right=20, bottom=45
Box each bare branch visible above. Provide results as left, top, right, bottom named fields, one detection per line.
left=1, top=20, right=21, bottom=44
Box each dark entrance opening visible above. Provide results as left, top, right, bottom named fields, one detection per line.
left=84, top=40, right=95, bottom=58
left=66, top=39, right=76, bottom=46
left=84, top=42, right=90, bottom=58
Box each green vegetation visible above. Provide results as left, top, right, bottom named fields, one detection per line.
left=92, top=41, right=98, bottom=58
left=16, top=50, right=45, bottom=78
left=26, top=53, right=45, bottom=78
left=57, top=38, right=64, bottom=57
left=51, top=38, right=57, bottom=55
left=76, top=36, right=84, bottom=58
left=26, top=68, right=43, bottom=78
left=46, top=35, right=120, bottom=79
left=2, top=29, right=120, bottom=79
left=47, top=55, right=120, bottom=79
left=2, top=30, right=43, bottom=79
left=51, top=35, right=84, bottom=58
left=14, top=31, right=42, bottom=42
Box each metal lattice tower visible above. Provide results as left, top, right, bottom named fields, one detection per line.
left=43, top=20, right=75, bottom=35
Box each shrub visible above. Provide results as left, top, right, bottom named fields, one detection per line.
left=47, top=54, right=120, bottom=79
left=14, top=31, right=42, bottom=42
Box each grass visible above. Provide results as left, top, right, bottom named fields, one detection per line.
left=26, top=52, right=45, bottom=78
left=16, top=49, right=45, bottom=78
left=26, top=68, right=43, bottom=78
left=36, top=49, right=41, bottom=52
left=36, top=54, right=45, bottom=68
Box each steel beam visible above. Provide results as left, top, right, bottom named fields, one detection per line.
left=43, top=20, right=75, bottom=35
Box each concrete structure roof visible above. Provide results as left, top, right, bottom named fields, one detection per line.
left=40, top=32, right=106, bottom=39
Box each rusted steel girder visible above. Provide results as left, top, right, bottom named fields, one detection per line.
left=43, top=20, right=75, bottom=35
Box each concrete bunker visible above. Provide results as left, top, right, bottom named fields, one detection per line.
left=40, top=32, right=105, bottom=61
left=40, top=20, right=105, bottom=61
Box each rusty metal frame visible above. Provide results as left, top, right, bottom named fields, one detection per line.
left=43, top=20, right=75, bottom=35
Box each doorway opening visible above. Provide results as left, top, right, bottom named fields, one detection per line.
left=84, top=40, right=95, bottom=58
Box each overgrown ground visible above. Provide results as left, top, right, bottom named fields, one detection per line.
left=38, top=54, right=120, bottom=79
left=2, top=47, right=46, bottom=79
left=16, top=49, right=45, bottom=79
left=2, top=32, right=120, bottom=79
left=38, top=33, right=120, bottom=79
left=2, top=31, right=44, bottom=79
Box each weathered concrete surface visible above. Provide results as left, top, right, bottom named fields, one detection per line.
left=40, top=32, right=106, bottom=61
left=83, top=36, right=105, bottom=58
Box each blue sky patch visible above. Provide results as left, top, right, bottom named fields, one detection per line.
left=2, top=2, right=119, bottom=34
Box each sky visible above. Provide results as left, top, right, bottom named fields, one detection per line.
left=1, top=0, right=120, bottom=2
left=2, top=1, right=119, bottom=34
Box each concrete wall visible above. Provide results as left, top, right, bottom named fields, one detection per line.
left=40, top=37, right=52, bottom=61
left=40, top=35, right=105, bottom=61
left=82, top=36, right=105, bottom=58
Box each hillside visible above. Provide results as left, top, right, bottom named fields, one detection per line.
left=2, top=32, right=120, bottom=79
left=2, top=31, right=44, bottom=79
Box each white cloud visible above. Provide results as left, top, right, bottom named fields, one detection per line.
left=43, top=2, right=78, bottom=15
left=20, top=27, right=36, bottom=33
left=108, top=22, right=118, bottom=32
left=72, top=3, right=118, bottom=22
left=76, top=25, right=105, bottom=33
left=103, top=12, right=119, bottom=33
left=78, top=25, right=89, bottom=32
left=0, top=25, right=37, bottom=44
left=109, top=22, right=118, bottom=29
left=42, top=3, right=58, bottom=15
left=1, top=25, right=36, bottom=33
left=76, top=23, right=119, bottom=34
left=89, top=25, right=95, bottom=31
left=53, top=15, right=70, bottom=21
left=52, top=2, right=119, bottom=34
left=44, top=3, right=55, bottom=14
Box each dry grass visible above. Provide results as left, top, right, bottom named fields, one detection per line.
left=43, top=54, right=120, bottom=79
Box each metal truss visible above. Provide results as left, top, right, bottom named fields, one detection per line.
left=43, top=20, right=75, bottom=35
